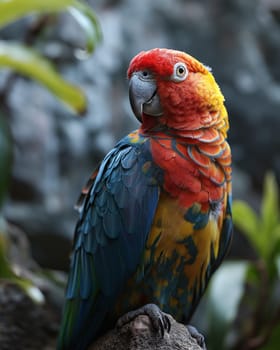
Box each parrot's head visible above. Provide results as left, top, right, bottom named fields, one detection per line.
left=127, top=48, right=228, bottom=136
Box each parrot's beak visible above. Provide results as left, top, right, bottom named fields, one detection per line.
left=129, top=73, right=163, bottom=122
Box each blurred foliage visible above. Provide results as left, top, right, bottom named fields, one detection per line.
left=0, top=40, right=88, bottom=113
left=0, top=0, right=101, bottom=301
left=0, top=0, right=101, bottom=113
left=205, top=173, right=280, bottom=350
left=233, top=173, right=280, bottom=278
left=0, top=217, right=45, bottom=304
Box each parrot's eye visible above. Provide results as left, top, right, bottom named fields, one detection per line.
left=139, top=70, right=153, bottom=80
left=172, top=62, right=188, bottom=82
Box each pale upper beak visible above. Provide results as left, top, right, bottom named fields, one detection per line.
left=129, top=72, right=163, bottom=122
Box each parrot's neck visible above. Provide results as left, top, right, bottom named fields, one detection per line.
left=140, top=106, right=229, bottom=144
left=140, top=124, right=227, bottom=146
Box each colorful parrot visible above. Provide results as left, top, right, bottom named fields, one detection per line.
left=57, top=48, right=232, bottom=350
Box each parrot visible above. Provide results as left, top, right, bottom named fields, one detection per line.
left=57, top=48, right=232, bottom=350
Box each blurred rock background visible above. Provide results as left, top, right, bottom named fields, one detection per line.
left=1, top=0, right=280, bottom=269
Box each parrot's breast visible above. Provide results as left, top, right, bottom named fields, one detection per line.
left=149, top=132, right=231, bottom=210
left=142, top=190, right=226, bottom=319
left=113, top=189, right=228, bottom=321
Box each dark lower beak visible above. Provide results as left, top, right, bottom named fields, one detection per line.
left=129, top=74, right=163, bottom=122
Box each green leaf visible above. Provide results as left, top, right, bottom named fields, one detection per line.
left=232, top=200, right=262, bottom=253
left=233, top=173, right=280, bottom=263
left=15, top=278, right=45, bottom=304
left=259, top=322, right=280, bottom=350
left=0, top=41, right=86, bottom=113
left=261, top=172, right=279, bottom=242
left=270, top=224, right=280, bottom=259
left=0, top=218, right=45, bottom=303
left=232, top=200, right=258, bottom=237
left=0, top=0, right=101, bottom=54
left=0, top=218, right=15, bottom=278
left=0, top=0, right=75, bottom=26
left=69, top=2, right=102, bottom=55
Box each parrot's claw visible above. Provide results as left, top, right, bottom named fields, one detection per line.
left=186, top=325, right=207, bottom=349
left=117, top=303, right=171, bottom=337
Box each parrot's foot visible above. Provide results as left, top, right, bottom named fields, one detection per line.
left=116, top=303, right=171, bottom=337
left=186, top=325, right=207, bottom=350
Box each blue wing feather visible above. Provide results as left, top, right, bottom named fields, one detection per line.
left=215, top=193, right=233, bottom=265
left=57, top=135, right=161, bottom=350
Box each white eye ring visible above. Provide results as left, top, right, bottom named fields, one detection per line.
left=172, top=62, right=188, bottom=82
